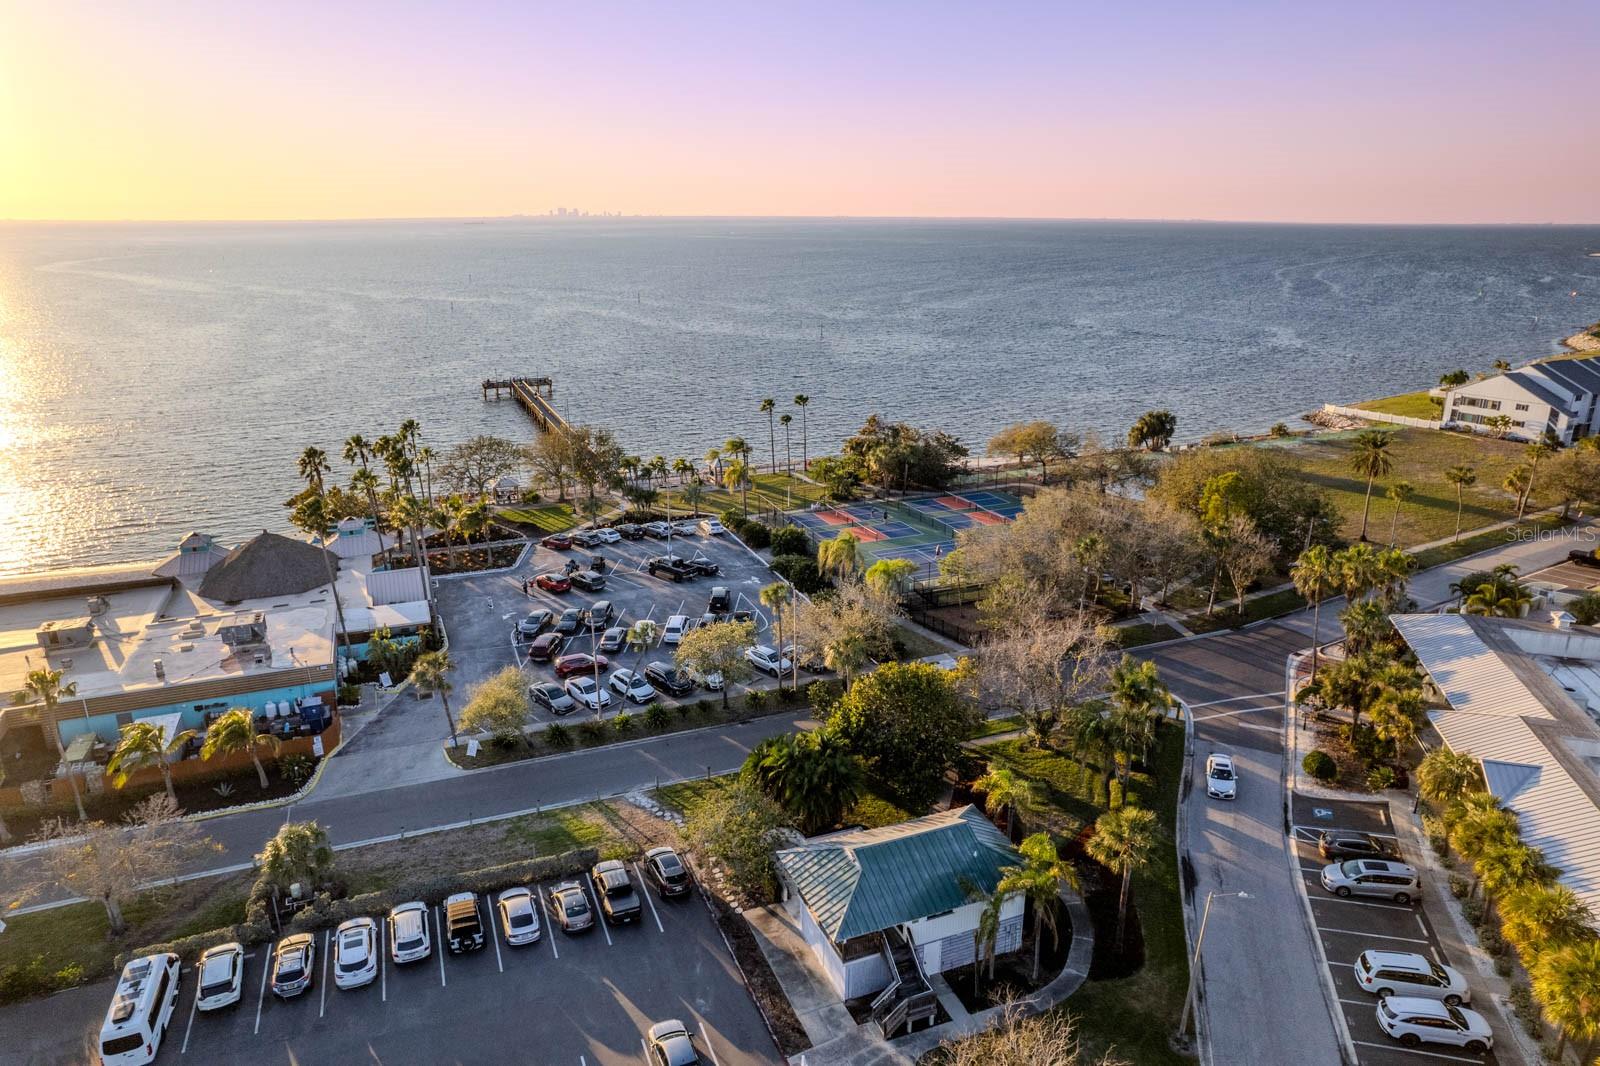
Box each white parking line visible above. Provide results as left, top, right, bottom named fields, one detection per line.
left=585, top=880, right=613, bottom=946
left=539, top=891, right=560, bottom=959
left=380, top=920, right=387, bottom=1002
left=1338, top=996, right=1372, bottom=1007
left=633, top=862, right=665, bottom=933
left=180, top=965, right=200, bottom=1053
left=701, top=1029, right=722, bottom=1066
left=1320, top=927, right=1432, bottom=945
left=1350, top=1039, right=1485, bottom=1063
left=254, top=945, right=270, bottom=1034
left=1308, top=895, right=1418, bottom=912
left=319, top=929, right=330, bottom=1018
left=434, top=906, right=447, bottom=987
left=488, top=894, right=505, bottom=972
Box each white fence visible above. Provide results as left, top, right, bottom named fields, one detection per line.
left=1321, top=403, right=1441, bottom=430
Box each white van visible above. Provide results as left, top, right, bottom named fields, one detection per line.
left=662, top=614, right=690, bottom=645
left=98, top=953, right=181, bottom=1065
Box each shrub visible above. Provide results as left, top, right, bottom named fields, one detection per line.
left=1339, top=723, right=1379, bottom=761
left=1477, top=927, right=1506, bottom=956
left=611, top=711, right=634, bottom=736
left=720, top=507, right=744, bottom=531
left=1493, top=954, right=1513, bottom=978
left=1569, top=591, right=1600, bottom=626
left=807, top=679, right=845, bottom=719
left=278, top=753, right=315, bottom=788
left=1461, top=897, right=1486, bottom=926
left=1302, top=749, right=1337, bottom=783
left=1107, top=777, right=1124, bottom=810
left=577, top=720, right=607, bottom=745
left=674, top=700, right=696, bottom=720
left=1449, top=874, right=1471, bottom=899
left=770, top=553, right=826, bottom=594
left=1508, top=982, right=1544, bottom=1039
left=745, top=689, right=767, bottom=712
left=1365, top=765, right=1398, bottom=791
left=644, top=703, right=671, bottom=730
left=337, top=684, right=362, bottom=706
left=737, top=521, right=771, bottom=550
left=694, top=699, right=716, bottom=717
left=544, top=723, right=572, bottom=749
left=1269, top=422, right=1291, bottom=438
left=768, top=526, right=811, bottom=557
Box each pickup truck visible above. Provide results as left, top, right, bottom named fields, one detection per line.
left=590, top=861, right=642, bottom=925
left=647, top=558, right=693, bottom=582
left=443, top=892, right=485, bottom=954
left=1568, top=549, right=1600, bottom=569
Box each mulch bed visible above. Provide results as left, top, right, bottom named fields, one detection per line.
left=1084, top=870, right=1145, bottom=980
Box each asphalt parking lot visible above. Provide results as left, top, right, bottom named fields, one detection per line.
left=438, top=527, right=783, bottom=723
left=169, top=864, right=778, bottom=1065
left=1291, top=795, right=1502, bottom=1066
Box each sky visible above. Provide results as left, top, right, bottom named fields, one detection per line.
left=2, top=0, right=1597, bottom=224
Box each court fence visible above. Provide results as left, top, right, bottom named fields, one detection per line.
left=905, top=606, right=985, bottom=648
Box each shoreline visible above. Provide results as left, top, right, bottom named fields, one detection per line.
left=1561, top=318, right=1600, bottom=353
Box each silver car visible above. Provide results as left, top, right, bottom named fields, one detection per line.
left=1320, top=859, right=1421, bottom=904
left=496, top=887, right=542, bottom=946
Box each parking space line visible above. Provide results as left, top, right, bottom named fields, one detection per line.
left=1320, top=926, right=1432, bottom=945
left=379, top=920, right=387, bottom=1002
left=634, top=863, right=665, bottom=933
left=1338, top=997, right=1372, bottom=1007
left=1307, top=895, right=1417, bottom=912
left=1350, top=1040, right=1484, bottom=1063
left=1293, top=824, right=1399, bottom=840
left=701, top=1029, right=721, bottom=1066
left=319, top=929, right=330, bottom=1018
left=538, top=890, right=560, bottom=959
left=179, top=965, right=199, bottom=1053
left=434, top=906, right=447, bottom=987
left=585, top=881, right=613, bottom=946
left=254, top=943, right=269, bottom=1034
left=488, top=894, right=504, bottom=972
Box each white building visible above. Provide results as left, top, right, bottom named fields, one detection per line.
left=1440, top=355, right=1600, bottom=444
left=1391, top=613, right=1600, bottom=924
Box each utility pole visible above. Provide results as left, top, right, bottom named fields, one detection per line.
left=1178, top=890, right=1251, bottom=1042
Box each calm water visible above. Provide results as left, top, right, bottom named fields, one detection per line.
left=2, top=219, right=1598, bottom=576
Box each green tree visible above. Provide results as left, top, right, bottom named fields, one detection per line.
left=759, top=581, right=796, bottom=690
left=1084, top=805, right=1158, bottom=952
left=410, top=649, right=459, bottom=747
left=1385, top=480, right=1415, bottom=546
left=827, top=661, right=981, bottom=808
left=1291, top=545, right=1339, bottom=679
left=809, top=455, right=861, bottom=500
left=1443, top=464, right=1476, bottom=542
left=12, top=667, right=87, bottom=821
left=460, top=666, right=532, bottom=746
left=676, top=620, right=758, bottom=710
left=793, top=394, right=810, bottom=471
left=1127, top=409, right=1178, bottom=451
left=292, top=445, right=353, bottom=661
left=723, top=457, right=751, bottom=515
left=108, top=719, right=197, bottom=806
left=683, top=777, right=792, bottom=900
left=1416, top=748, right=1481, bottom=843
left=257, top=820, right=335, bottom=894
left=741, top=731, right=864, bottom=835
left=1531, top=939, right=1600, bottom=1060
left=818, top=530, right=861, bottom=579
left=969, top=883, right=1013, bottom=995
left=1463, top=575, right=1532, bottom=617
left=1348, top=429, right=1395, bottom=541
left=988, top=421, right=1078, bottom=481
left=998, top=833, right=1080, bottom=983
left=863, top=558, right=918, bottom=598
left=760, top=398, right=777, bottom=477
left=1107, top=656, right=1173, bottom=784
left=1439, top=369, right=1469, bottom=388
left=201, top=707, right=282, bottom=789
left=1499, top=883, right=1595, bottom=954
left=780, top=412, right=794, bottom=475
left=1516, top=436, right=1556, bottom=519
left=973, top=766, right=1036, bottom=836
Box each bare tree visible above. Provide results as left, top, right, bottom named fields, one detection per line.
left=938, top=999, right=1126, bottom=1066
left=979, top=610, right=1109, bottom=747
left=23, top=794, right=222, bottom=934
left=1218, top=513, right=1276, bottom=615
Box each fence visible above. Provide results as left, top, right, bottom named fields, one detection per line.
left=1320, top=403, right=1441, bottom=430
left=906, top=607, right=984, bottom=647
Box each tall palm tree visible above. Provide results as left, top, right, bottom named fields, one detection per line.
left=1074, top=533, right=1106, bottom=613
left=760, top=581, right=793, bottom=688
left=1369, top=693, right=1420, bottom=760
left=1443, top=464, right=1476, bottom=543
left=1517, top=437, right=1555, bottom=519
left=998, top=833, right=1080, bottom=982
left=823, top=632, right=870, bottom=686
left=703, top=446, right=723, bottom=482
left=1532, top=940, right=1600, bottom=1061
left=201, top=707, right=282, bottom=789
left=970, top=884, right=1012, bottom=995
left=1499, top=883, right=1595, bottom=953
left=723, top=458, right=751, bottom=516
left=1475, top=841, right=1555, bottom=910
left=671, top=457, right=693, bottom=485
left=1335, top=542, right=1381, bottom=601
left=793, top=394, right=810, bottom=470
left=1084, top=805, right=1158, bottom=952
left=779, top=413, right=794, bottom=476
left=1452, top=794, right=1520, bottom=873
left=1385, top=480, right=1415, bottom=546
left=1503, top=464, right=1532, bottom=519
left=108, top=720, right=196, bottom=806
left=12, top=667, right=87, bottom=820
left=410, top=650, right=459, bottom=747
left=743, top=732, right=863, bottom=835
left=1416, top=748, right=1481, bottom=839
left=349, top=468, right=389, bottom=557
left=759, top=398, right=777, bottom=476
left=1348, top=430, right=1395, bottom=540
left=342, top=434, right=372, bottom=473
left=974, top=767, right=1036, bottom=837
left=1292, top=545, right=1339, bottom=679
left=1372, top=548, right=1414, bottom=608
left=817, top=530, right=860, bottom=579
left=416, top=445, right=437, bottom=504
left=294, top=446, right=353, bottom=662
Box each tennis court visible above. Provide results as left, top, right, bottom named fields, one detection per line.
left=786, top=489, right=1026, bottom=572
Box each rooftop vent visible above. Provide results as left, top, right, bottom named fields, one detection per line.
left=218, top=612, right=268, bottom=648
left=36, top=617, right=95, bottom=652
left=153, top=658, right=165, bottom=681
left=1552, top=610, right=1576, bottom=631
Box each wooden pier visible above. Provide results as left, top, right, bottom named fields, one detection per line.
left=482, top=376, right=569, bottom=433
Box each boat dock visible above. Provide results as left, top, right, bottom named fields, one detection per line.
left=482, top=376, right=569, bottom=433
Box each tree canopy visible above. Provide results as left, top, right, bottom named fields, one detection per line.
left=827, top=660, right=980, bottom=807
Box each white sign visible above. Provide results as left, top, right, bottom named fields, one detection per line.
left=378, top=672, right=394, bottom=689
left=312, top=736, right=324, bottom=758
left=466, top=739, right=480, bottom=757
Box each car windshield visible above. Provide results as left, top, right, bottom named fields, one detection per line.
left=1445, top=1004, right=1469, bottom=1028
left=397, top=935, right=424, bottom=953
left=200, top=955, right=233, bottom=985
left=1429, top=961, right=1451, bottom=982
left=1210, top=766, right=1233, bottom=780
left=656, top=854, right=684, bottom=876
left=277, top=959, right=304, bottom=980
left=199, top=977, right=233, bottom=998
left=563, top=895, right=588, bottom=915
left=1339, top=860, right=1364, bottom=876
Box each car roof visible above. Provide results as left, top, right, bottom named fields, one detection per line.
left=1359, top=859, right=1414, bottom=873
left=391, top=900, right=427, bottom=915
left=1207, top=753, right=1233, bottom=765
left=337, top=917, right=375, bottom=933
left=569, top=675, right=596, bottom=688
left=1384, top=996, right=1458, bottom=1017
left=1325, top=830, right=1375, bottom=840
left=595, top=859, right=626, bottom=873
left=1361, top=950, right=1432, bottom=970
left=499, top=886, right=533, bottom=903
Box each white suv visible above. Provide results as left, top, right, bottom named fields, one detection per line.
left=744, top=645, right=791, bottom=677
left=1204, top=753, right=1237, bottom=799
left=388, top=902, right=432, bottom=964
left=194, top=942, right=244, bottom=1011
left=1355, top=950, right=1471, bottom=1005
left=1376, top=996, right=1493, bottom=1053
left=333, top=917, right=378, bottom=990
left=699, top=518, right=726, bottom=536
left=662, top=614, right=691, bottom=645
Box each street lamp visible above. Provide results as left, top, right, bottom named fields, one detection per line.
left=1177, top=890, right=1251, bottom=1042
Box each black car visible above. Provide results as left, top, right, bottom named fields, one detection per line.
left=1317, top=830, right=1398, bottom=861
left=1568, top=549, right=1600, bottom=568
left=590, top=861, right=642, bottom=924
left=554, top=608, right=583, bottom=635
left=615, top=523, right=646, bottom=540
left=647, top=558, right=693, bottom=582
left=644, top=661, right=695, bottom=697
left=642, top=846, right=693, bottom=899
left=684, top=558, right=721, bottom=577
left=708, top=586, right=732, bottom=613
left=730, top=609, right=755, bottom=625
left=570, top=570, right=607, bottom=592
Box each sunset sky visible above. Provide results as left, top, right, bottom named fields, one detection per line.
left=3, top=0, right=1597, bottom=223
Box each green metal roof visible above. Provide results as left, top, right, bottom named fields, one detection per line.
left=775, top=806, right=1019, bottom=942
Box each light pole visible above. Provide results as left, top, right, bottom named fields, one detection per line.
left=1177, top=890, right=1250, bottom=1042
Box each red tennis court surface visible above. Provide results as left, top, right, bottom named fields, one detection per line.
left=845, top=525, right=886, bottom=542
left=816, top=509, right=855, bottom=526
left=937, top=495, right=975, bottom=510
left=969, top=511, right=1008, bottom=524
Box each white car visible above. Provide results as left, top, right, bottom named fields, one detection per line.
left=194, top=942, right=245, bottom=1011
left=1377, top=996, right=1493, bottom=1053
left=496, top=887, right=542, bottom=946
left=641, top=521, right=671, bottom=537
left=662, top=614, right=691, bottom=645
left=1204, top=753, right=1237, bottom=800
left=594, top=527, right=621, bottom=544
left=698, top=518, right=726, bottom=536
left=565, top=675, right=612, bottom=711
left=669, top=520, right=698, bottom=536
left=681, top=661, right=724, bottom=691
left=1355, top=950, right=1471, bottom=1005
left=608, top=668, right=658, bottom=705
left=333, top=917, right=378, bottom=990
left=388, top=902, right=431, bottom=964
left=744, top=644, right=792, bottom=677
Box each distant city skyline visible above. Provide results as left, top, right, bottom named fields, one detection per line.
left=2, top=1, right=1598, bottom=224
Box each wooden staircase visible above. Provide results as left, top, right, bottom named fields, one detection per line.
left=870, top=928, right=939, bottom=1039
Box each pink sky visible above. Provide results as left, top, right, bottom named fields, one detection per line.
left=2, top=0, right=1597, bottom=222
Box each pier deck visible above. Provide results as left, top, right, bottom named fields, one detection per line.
left=482, top=376, right=568, bottom=433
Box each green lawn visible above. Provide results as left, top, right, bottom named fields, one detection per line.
left=1184, top=587, right=1307, bottom=633
left=1408, top=513, right=1568, bottom=571
left=891, top=624, right=953, bottom=661
left=969, top=714, right=1022, bottom=739
left=1111, top=622, right=1183, bottom=648
left=496, top=502, right=577, bottom=533
left=660, top=472, right=831, bottom=516
left=1265, top=427, right=1551, bottom=546
left=979, top=723, right=1189, bottom=1065
left=1352, top=390, right=1443, bottom=420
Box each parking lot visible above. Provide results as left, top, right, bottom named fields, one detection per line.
left=1291, top=795, right=1503, bottom=1066
left=438, top=525, right=785, bottom=724
left=168, top=863, right=778, bottom=1065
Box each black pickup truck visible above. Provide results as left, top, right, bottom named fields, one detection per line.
left=647, top=557, right=694, bottom=582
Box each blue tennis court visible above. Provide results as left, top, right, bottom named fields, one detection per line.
left=956, top=489, right=1026, bottom=519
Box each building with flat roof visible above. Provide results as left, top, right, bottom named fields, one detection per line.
left=1440, top=355, right=1600, bottom=444
left=1391, top=612, right=1600, bottom=923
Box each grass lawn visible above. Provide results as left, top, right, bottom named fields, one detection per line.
left=969, top=714, right=1022, bottom=739
left=496, top=502, right=577, bottom=533
left=1352, top=390, right=1443, bottom=420
left=1112, top=622, right=1182, bottom=648
left=978, top=723, right=1188, bottom=1065
left=1184, top=587, right=1307, bottom=634
left=1409, top=513, right=1568, bottom=571
left=1265, top=427, right=1551, bottom=546
left=891, top=623, right=953, bottom=661
left=660, top=472, right=831, bottom=516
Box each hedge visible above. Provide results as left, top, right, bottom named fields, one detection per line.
left=1302, top=749, right=1337, bottom=783
left=118, top=847, right=600, bottom=969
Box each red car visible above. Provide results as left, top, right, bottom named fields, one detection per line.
left=527, top=633, right=566, bottom=662
left=535, top=573, right=571, bottom=593
left=554, top=653, right=609, bottom=678
left=541, top=533, right=574, bottom=550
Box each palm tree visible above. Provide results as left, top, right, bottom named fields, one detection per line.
left=1084, top=805, right=1158, bottom=952
left=1453, top=796, right=1520, bottom=877
left=793, top=394, right=810, bottom=470
left=1369, top=693, right=1420, bottom=761
left=1348, top=430, right=1395, bottom=540
left=1443, top=464, right=1476, bottom=542
left=823, top=632, right=871, bottom=686
left=1517, top=436, right=1555, bottom=519
left=1499, top=883, right=1595, bottom=953
left=1385, top=480, right=1415, bottom=546
left=1492, top=358, right=1511, bottom=373
left=1336, top=542, right=1381, bottom=601
left=744, top=732, right=863, bottom=835
left=1475, top=841, right=1555, bottom=909
left=998, top=833, right=1080, bottom=982
left=970, top=883, right=1012, bottom=995
left=1074, top=534, right=1106, bottom=613
left=349, top=468, right=389, bottom=557
left=410, top=650, right=459, bottom=747
left=108, top=719, right=196, bottom=806
left=723, top=458, right=751, bottom=516
left=12, top=667, right=87, bottom=820
left=759, top=398, right=777, bottom=476
left=671, top=457, right=693, bottom=485
left=342, top=434, right=371, bottom=472
left=1532, top=940, right=1600, bottom=1061
left=201, top=707, right=281, bottom=789
left=1339, top=599, right=1392, bottom=657
left=1416, top=748, right=1481, bottom=837
left=1504, top=464, right=1533, bottom=520
left=817, top=530, right=860, bottom=579
left=294, top=446, right=353, bottom=661
left=760, top=581, right=794, bottom=688
left=682, top=481, right=708, bottom=517
left=1463, top=575, right=1532, bottom=618
left=974, top=767, right=1036, bottom=837
left=1292, top=545, right=1339, bottom=679
left=780, top=413, right=794, bottom=476
left=416, top=445, right=437, bottom=504
left=703, top=446, right=723, bottom=482
left=1373, top=548, right=1414, bottom=608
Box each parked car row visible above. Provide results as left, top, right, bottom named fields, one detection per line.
left=541, top=519, right=717, bottom=555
